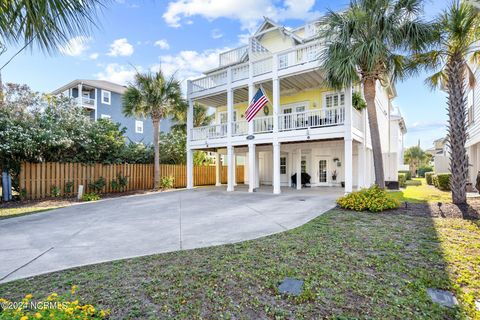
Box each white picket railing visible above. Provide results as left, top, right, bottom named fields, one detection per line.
left=191, top=70, right=228, bottom=92
left=277, top=42, right=322, bottom=70
left=76, top=97, right=95, bottom=108
left=278, top=106, right=345, bottom=131
left=191, top=124, right=227, bottom=141
left=219, top=46, right=248, bottom=67
left=252, top=57, right=273, bottom=76
left=232, top=121, right=248, bottom=136
left=232, top=63, right=249, bottom=82
left=253, top=115, right=274, bottom=133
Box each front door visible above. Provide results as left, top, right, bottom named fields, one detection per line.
left=317, top=158, right=328, bottom=185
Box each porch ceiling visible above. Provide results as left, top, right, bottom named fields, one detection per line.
left=194, top=69, right=326, bottom=108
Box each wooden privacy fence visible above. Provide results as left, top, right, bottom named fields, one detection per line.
left=19, top=162, right=245, bottom=200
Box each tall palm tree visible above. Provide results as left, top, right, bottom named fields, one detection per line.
left=171, top=101, right=214, bottom=133
left=417, top=1, right=480, bottom=204
left=123, top=70, right=183, bottom=190
left=319, top=0, right=433, bottom=188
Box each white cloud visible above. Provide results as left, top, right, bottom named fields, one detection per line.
left=154, top=39, right=170, bottom=50
left=162, top=0, right=319, bottom=30
left=107, top=38, right=134, bottom=57
left=89, top=52, right=99, bottom=60
left=95, top=63, right=140, bottom=84
left=211, top=28, right=223, bottom=39
left=59, top=36, right=92, bottom=57
left=156, top=48, right=225, bottom=81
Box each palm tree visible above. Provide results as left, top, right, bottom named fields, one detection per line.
left=319, top=0, right=433, bottom=188
left=171, top=101, right=214, bottom=133
left=123, top=70, right=183, bottom=189
left=404, top=146, right=426, bottom=177
left=417, top=1, right=480, bottom=204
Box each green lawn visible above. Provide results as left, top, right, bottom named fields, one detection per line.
left=390, top=178, right=452, bottom=203
left=0, top=206, right=60, bottom=220
left=0, top=209, right=479, bottom=319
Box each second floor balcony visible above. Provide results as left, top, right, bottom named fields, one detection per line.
left=191, top=106, right=364, bottom=141
left=75, top=96, right=96, bottom=109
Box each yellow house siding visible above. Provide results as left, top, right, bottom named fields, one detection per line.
left=258, top=30, right=294, bottom=53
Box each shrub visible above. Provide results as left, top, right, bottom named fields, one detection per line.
left=0, top=286, right=109, bottom=319
left=398, top=170, right=412, bottom=181
left=336, top=185, right=400, bottom=212
left=160, top=176, right=175, bottom=189
left=65, top=181, right=74, bottom=194
left=432, top=175, right=439, bottom=188
left=82, top=192, right=101, bottom=201
left=425, top=172, right=434, bottom=185
left=111, top=173, right=128, bottom=192
left=51, top=185, right=60, bottom=197
left=398, top=173, right=406, bottom=188
left=405, top=179, right=422, bottom=186
left=417, top=165, right=433, bottom=177
left=435, top=173, right=451, bottom=191
left=88, top=177, right=106, bottom=194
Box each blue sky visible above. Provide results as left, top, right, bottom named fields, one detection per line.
left=1, top=0, right=448, bottom=149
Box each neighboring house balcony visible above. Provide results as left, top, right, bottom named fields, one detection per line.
left=75, top=96, right=96, bottom=110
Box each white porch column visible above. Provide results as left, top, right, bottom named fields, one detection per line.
left=186, top=81, right=194, bottom=190
left=215, top=153, right=222, bottom=186
left=77, top=83, right=83, bottom=106
left=357, top=143, right=366, bottom=190
left=233, top=154, right=237, bottom=186
left=344, top=84, right=353, bottom=193
left=227, top=145, right=235, bottom=192
left=296, top=148, right=302, bottom=190
left=272, top=54, right=280, bottom=134
left=255, top=151, right=260, bottom=188
left=273, top=142, right=281, bottom=194
left=227, top=68, right=233, bottom=139
left=248, top=144, right=256, bottom=192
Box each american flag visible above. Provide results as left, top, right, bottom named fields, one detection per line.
left=245, top=88, right=269, bottom=122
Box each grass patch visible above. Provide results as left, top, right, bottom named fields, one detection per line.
left=390, top=178, right=452, bottom=203
left=0, top=206, right=59, bottom=220
left=0, top=210, right=479, bottom=319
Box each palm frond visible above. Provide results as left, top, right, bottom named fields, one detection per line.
left=425, top=70, right=448, bottom=91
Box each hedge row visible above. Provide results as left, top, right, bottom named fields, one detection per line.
left=398, top=172, right=407, bottom=188
left=398, top=170, right=412, bottom=181
left=430, top=172, right=451, bottom=191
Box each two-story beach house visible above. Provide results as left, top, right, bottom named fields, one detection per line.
left=51, top=79, right=171, bottom=144
left=467, top=59, right=480, bottom=184
left=185, top=18, right=406, bottom=193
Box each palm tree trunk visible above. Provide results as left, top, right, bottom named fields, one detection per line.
left=363, top=78, right=385, bottom=188
left=446, top=53, right=468, bottom=205
left=152, top=117, right=160, bottom=189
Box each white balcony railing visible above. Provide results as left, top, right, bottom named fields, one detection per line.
left=219, top=46, right=248, bottom=67
left=252, top=57, right=273, bottom=76
left=253, top=115, right=274, bottom=133
left=232, top=63, right=249, bottom=82
left=191, top=123, right=227, bottom=141
left=352, top=109, right=363, bottom=132
left=278, top=106, right=345, bottom=131
left=76, top=97, right=96, bottom=108
left=278, top=42, right=322, bottom=70
left=190, top=107, right=350, bottom=141
left=232, top=120, right=248, bottom=136
left=191, top=70, right=228, bottom=92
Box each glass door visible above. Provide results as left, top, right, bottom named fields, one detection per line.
left=318, top=159, right=327, bottom=183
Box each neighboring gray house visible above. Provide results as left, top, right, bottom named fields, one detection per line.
left=51, top=79, right=171, bottom=144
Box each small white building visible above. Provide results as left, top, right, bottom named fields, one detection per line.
left=184, top=18, right=407, bottom=193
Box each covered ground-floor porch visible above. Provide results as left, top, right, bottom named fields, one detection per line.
left=187, top=138, right=376, bottom=194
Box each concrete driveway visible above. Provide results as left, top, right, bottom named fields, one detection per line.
left=0, top=186, right=341, bottom=283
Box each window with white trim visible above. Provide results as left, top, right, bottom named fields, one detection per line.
left=100, top=114, right=111, bottom=119
left=301, top=156, right=307, bottom=173
left=135, top=120, right=144, bottom=133
left=280, top=156, right=287, bottom=174
left=325, top=92, right=345, bottom=108
left=101, top=90, right=111, bottom=105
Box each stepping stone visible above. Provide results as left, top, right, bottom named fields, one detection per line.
left=427, top=289, right=458, bottom=308
left=278, top=277, right=303, bottom=296
left=475, top=300, right=480, bottom=311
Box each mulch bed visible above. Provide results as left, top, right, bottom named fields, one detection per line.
left=0, top=189, right=158, bottom=210
left=393, top=200, right=480, bottom=220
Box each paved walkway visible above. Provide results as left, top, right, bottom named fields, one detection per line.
left=0, top=186, right=342, bottom=283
